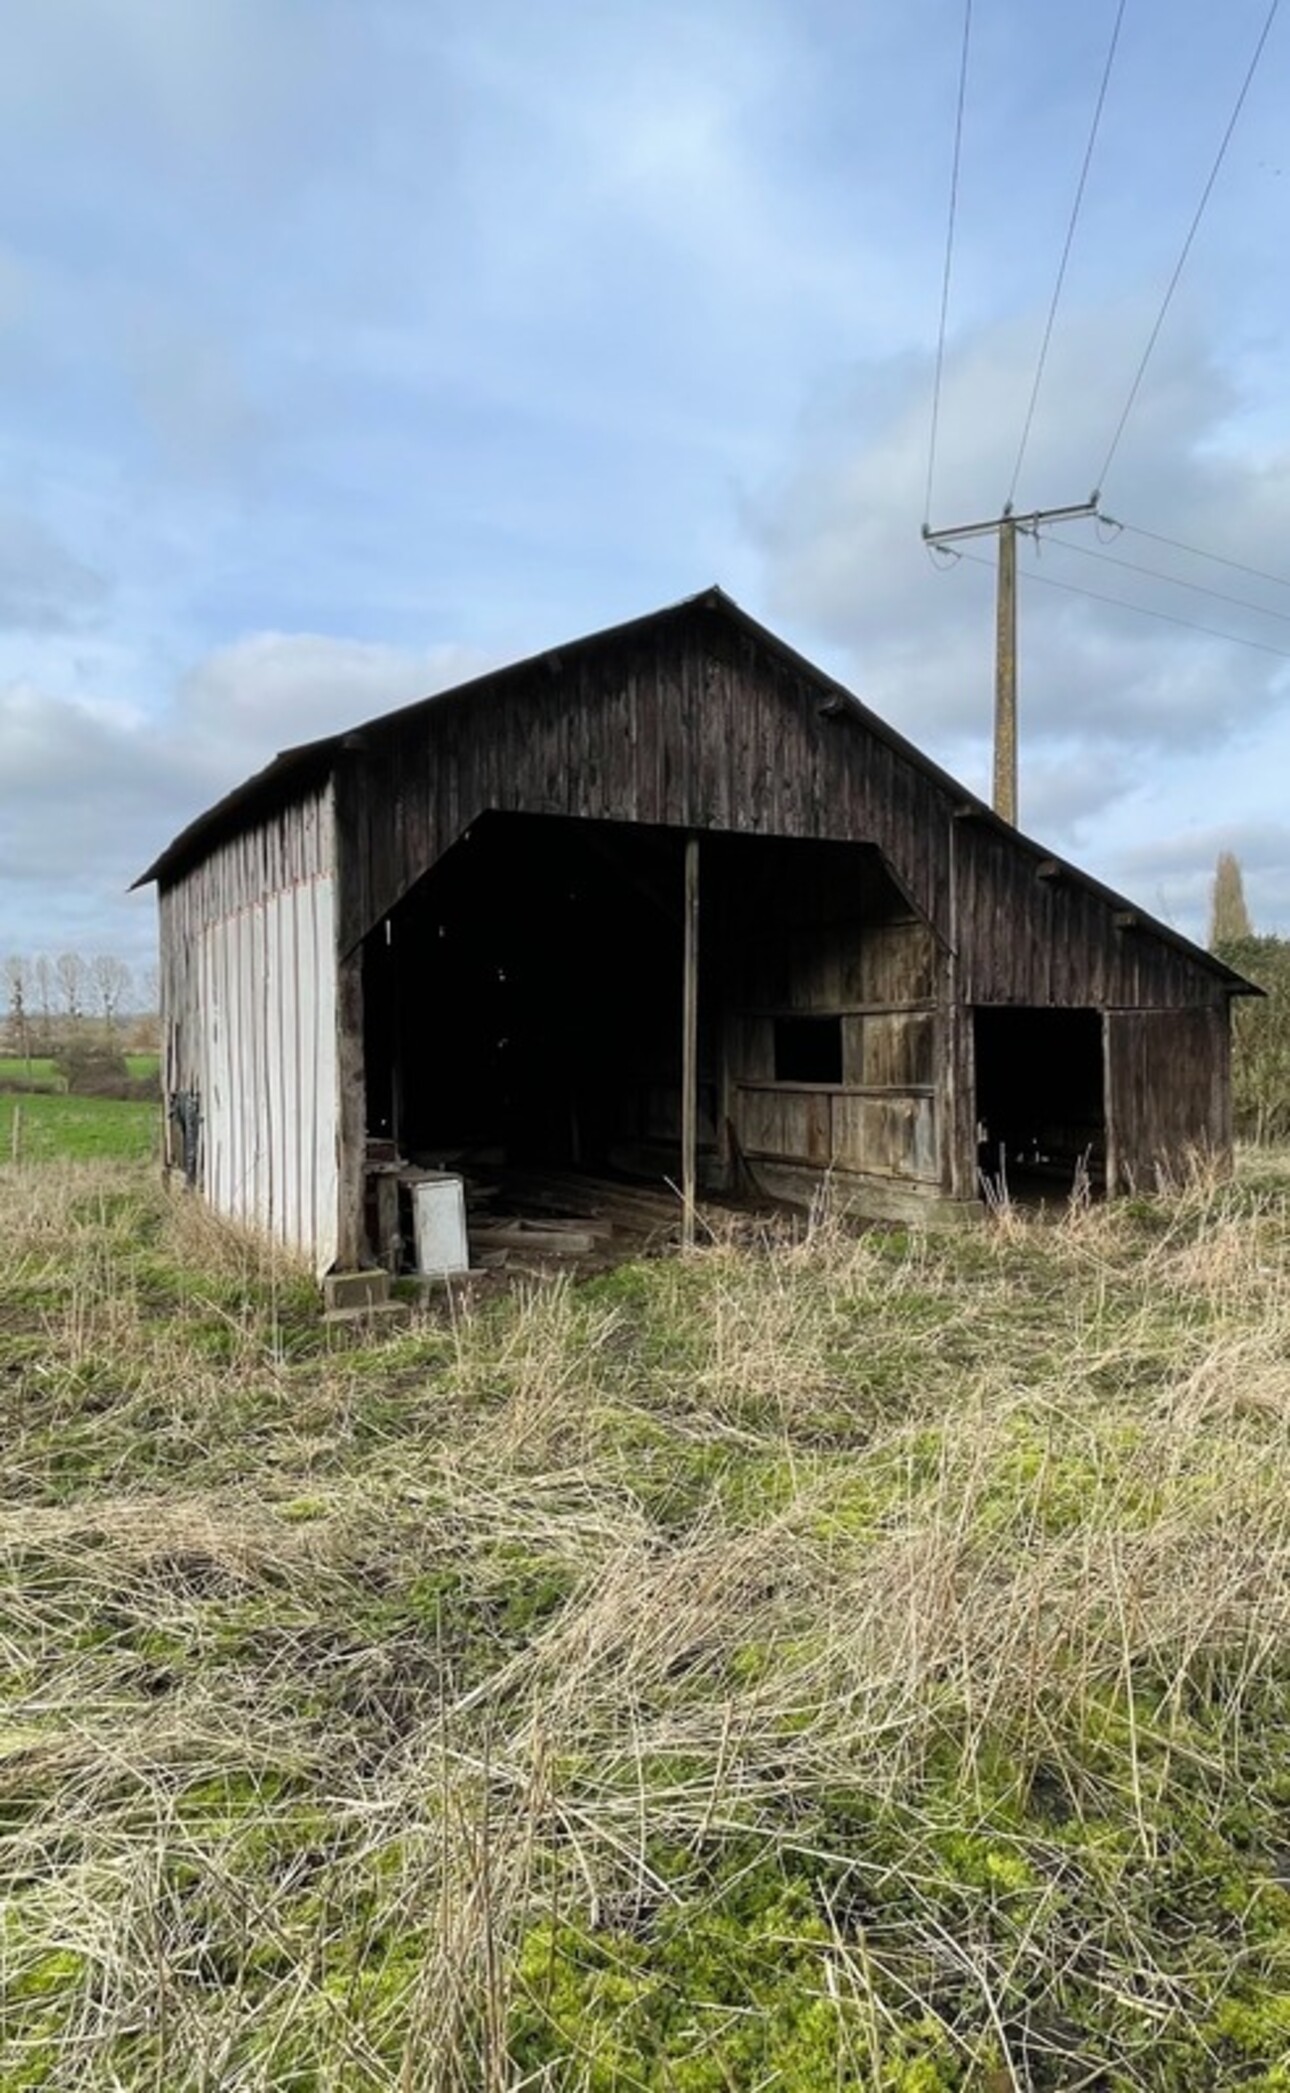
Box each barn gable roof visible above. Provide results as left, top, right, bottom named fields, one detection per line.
left=135, top=586, right=1255, bottom=993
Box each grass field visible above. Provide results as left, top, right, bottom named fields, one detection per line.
left=0, top=1089, right=159, bottom=1162
left=3, top=1156, right=1290, bottom=2089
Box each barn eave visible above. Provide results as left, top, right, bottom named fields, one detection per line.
left=133, top=584, right=1257, bottom=1001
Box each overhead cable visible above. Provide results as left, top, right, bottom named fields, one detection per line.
left=924, top=0, right=973, bottom=531
left=956, top=548, right=1290, bottom=658
left=1114, top=519, right=1290, bottom=593
left=1044, top=530, right=1290, bottom=625
left=1007, top=0, right=1127, bottom=507
left=1093, top=0, right=1282, bottom=496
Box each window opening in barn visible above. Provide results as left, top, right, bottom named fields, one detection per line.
left=974, top=1006, right=1105, bottom=1198
left=773, top=1015, right=843, bottom=1084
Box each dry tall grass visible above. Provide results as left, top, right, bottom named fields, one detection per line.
left=3, top=1158, right=1290, bottom=2089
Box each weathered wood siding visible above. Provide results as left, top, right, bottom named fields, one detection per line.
left=159, top=784, right=340, bottom=1273
left=336, top=605, right=1227, bottom=1008
left=730, top=916, right=941, bottom=1185
left=1105, top=1008, right=1231, bottom=1192
left=954, top=821, right=1223, bottom=1010
left=335, top=610, right=954, bottom=954
left=327, top=602, right=1233, bottom=1201
left=150, top=593, right=1238, bottom=1249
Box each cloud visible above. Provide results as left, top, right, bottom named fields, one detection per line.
left=0, top=0, right=309, bottom=164
left=1117, top=820, right=1290, bottom=882
left=1006, top=744, right=1140, bottom=846
left=178, top=632, right=494, bottom=769
left=124, top=317, right=267, bottom=479
left=0, top=511, right=109, bottom=632
left=1101, top=816, right=1290, bottom=944
left=0, top=631, right=497, bottom=963
left=0, top=680, right=189, bottom=887
left=5, top=0, right=1290, bottom=964
left=754, top=302, right=1290, bottom=821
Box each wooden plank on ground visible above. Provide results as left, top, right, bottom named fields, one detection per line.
left=469, top=1222, right=599, bottom=1255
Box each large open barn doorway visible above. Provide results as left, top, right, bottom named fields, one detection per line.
left=973, top=1006, right=1106, bottom=1198
left=363, top=813, right=701, bottom=1176
left=359, top=812, right=941, bottom=1226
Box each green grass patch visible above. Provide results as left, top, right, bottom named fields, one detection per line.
left=0, top=1090, right=159, bottom=1161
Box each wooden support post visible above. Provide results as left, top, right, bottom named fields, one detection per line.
left=1102, top=1010, right=1119, bottom=1197
left=681, top=834, right=700, bottom=1250
left=336, top=946, right=367, bottom=1267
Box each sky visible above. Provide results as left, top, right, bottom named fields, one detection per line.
left=4, top=0, right=1290, bottom=984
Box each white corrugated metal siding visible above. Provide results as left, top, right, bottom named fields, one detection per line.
left=160, top=782, right=340, bottom=1275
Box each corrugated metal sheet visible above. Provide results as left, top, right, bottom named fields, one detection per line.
left=160, top=783, right=339, bottom=1274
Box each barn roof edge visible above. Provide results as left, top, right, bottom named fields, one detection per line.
left=132, top=587, right=1257, bottom=994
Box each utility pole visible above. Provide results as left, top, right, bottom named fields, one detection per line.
left=923, top=498, right=1099, bottom=826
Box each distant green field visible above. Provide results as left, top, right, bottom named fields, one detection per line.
left=0, top=1090, right=159, bottom=1161
left=0, top=1056, right=64, bottom=1092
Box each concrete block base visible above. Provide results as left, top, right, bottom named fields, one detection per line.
left=323, top=1269, right=390, bottom=1313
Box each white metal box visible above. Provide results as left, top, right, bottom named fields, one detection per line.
left=411, top=1173, right=469, bottom=1277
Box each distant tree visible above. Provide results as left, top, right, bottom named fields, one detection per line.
left=54, top=951, right=86, bottom=1028
left=90, top=954, right=133, bottom=1037
left=133, top=964, right=161, bottom=1052
left=1210, top=851, right=1254, bottom=948
left=32, top=954, right=53, bottom=1049
left=2, top=954, right=30, bottom=1064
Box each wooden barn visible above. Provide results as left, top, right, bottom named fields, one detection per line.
left=137, top=588, right=1254, bottom=1276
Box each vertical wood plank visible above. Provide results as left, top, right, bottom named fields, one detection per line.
left=681, top=835, right=700, bottom=1249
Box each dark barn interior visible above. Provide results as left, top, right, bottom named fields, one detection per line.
left=973, top=1006, right=1107, bottom=1196
left=359, top=811, right=939, bottom=1217
left=362, top=813, right=702, bottom=1175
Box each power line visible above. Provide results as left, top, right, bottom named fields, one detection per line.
left=925, top=0, right=973, bottom=532
left=1113, top=519, right=1290, bottom=593
left=1044, top=530, right=1290, bottom=626
left=1007, top=0, right=1126, bottom=507
left=955, top=547, right=1290, bottom=658
left=1093, top=0, right=1282, bottom=496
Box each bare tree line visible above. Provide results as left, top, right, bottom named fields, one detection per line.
left=2, top=952, right=159, bottom=1060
